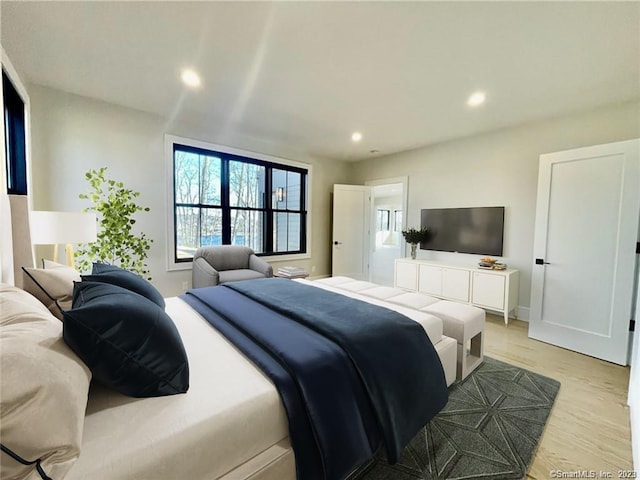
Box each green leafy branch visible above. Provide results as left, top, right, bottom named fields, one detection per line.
left=75, top=167, right=153, bottom=279
left=401, top=227, right=429, bottom=245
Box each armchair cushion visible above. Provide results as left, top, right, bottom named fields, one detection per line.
left=219, top=269, right=267, bottom=284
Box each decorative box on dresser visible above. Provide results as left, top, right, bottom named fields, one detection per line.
left=394, top=258, right=519, bottom=325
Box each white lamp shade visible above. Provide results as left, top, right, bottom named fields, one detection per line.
left=30, top=211, right=97, bottom=245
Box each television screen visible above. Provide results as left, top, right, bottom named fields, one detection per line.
left=420, top=206, right=504, bottom=256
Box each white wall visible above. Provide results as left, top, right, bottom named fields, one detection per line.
left=28, top=84, right=351, bottom=296
left=24, top=84, right=640, bottom=305
left=351, top=101, right=640, bottom=317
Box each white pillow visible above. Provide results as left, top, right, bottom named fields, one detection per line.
left=0, top=284, right=91, bottom=480
left=21, top=259, right=81, bottom=320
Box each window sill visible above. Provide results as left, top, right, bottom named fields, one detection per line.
left=261, top=252, right=311, bottom=263
left=166, top=252, right=311, bottom=272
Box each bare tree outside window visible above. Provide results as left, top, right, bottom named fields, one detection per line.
left=229, top=160, right=265, bottom=253
left=174, top=151, right=221, bottom=258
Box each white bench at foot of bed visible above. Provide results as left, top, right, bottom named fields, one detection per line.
left=312, top=276, right=485, bottom=381
left=300, top=278, right=457, bottom=386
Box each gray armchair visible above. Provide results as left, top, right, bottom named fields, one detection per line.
left=192, top=245, right=273, bottom=288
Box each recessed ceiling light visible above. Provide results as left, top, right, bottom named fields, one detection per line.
left=467, top=91, right=486, bottom=107
left=351, top=132, right=363, bottom=142
left=181, top=69, right=201, bottom=88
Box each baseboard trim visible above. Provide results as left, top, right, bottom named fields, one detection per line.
left=516, top=306, right=530, bottom=322
left=484, top=305, right=529, bottom=322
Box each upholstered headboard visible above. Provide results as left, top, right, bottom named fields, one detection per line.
left=7, top=194, right=35, bottom=287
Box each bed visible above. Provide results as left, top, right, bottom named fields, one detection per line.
left=1, top=271, right=457, bottom=480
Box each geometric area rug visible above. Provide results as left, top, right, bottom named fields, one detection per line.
left=357, top=357, right=561, bottom=480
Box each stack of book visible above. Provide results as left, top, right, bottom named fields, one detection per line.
left=478, top=261, right=507, bottom=270
left=277, top=266, right=309, bottom=278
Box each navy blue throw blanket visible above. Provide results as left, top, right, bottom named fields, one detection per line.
left=183, top=287, right=378, bottom=480
left=182, top=278, right=447, bottom=480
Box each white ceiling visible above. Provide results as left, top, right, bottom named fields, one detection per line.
left=2, top=1, right=639, bottom=162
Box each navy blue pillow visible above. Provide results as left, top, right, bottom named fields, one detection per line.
left=82, top=263, right=165, bottom=309
left=63, top=281, right=189, bottom=398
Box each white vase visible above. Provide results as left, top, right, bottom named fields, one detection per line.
left=410, top=243, right=417, bottom=259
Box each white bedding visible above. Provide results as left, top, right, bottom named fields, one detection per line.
left=66, top=297, right=289, bottom=480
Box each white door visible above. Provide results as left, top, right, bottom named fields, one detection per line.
left=529, top=139, right=640, bottom=365
left=628, top=263, right=640, bottom=467
left=332, top=184, right=371, bottom=279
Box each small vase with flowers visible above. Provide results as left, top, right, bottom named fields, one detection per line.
left=401, top=227, right=429, bottom=260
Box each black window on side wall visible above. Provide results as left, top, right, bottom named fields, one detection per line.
left=173, top=143, right=308, bottom=261
left=3, top=70, right=27, bottom=195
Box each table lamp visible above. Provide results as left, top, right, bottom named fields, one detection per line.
left=30, top=211, right=97, bottom=266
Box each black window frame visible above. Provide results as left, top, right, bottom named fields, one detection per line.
left=173, top=143, right=308, bottom=262
left=3, top=69, right=27, bottom=196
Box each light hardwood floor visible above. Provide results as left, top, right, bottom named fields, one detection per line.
left=483, top=313, right=633, bottom=478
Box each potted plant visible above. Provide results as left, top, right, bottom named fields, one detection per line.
left=75, top=167, right=153, bottom=279
left=401, top=227, right=429, bottom=259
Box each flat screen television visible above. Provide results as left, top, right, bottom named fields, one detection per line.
left=420, top=206, right=505, bottom=256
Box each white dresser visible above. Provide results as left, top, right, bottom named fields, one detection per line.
left=394, top=258, right=519, bottom=325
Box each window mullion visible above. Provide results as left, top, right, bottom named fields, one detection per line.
left=300, top=171, right=307, bottom=252
left=221, top=157, right=231, bottom=244
left=265, top=168, right=273, bottom=253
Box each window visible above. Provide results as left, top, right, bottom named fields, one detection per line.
left=394, top=210, right=403, bottom=232
left=376, top=209, right=390, bottom=232
left=3, top=70, right=27, bottom=195
left=172, top=142, right=308, bottom=262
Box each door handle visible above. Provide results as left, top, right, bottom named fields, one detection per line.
left=535, top=258, right=551, bottom=265
left=333, top=241, right=343, bottom=245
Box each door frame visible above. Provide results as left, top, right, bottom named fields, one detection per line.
left=365, top=177, right=409, bottom=280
